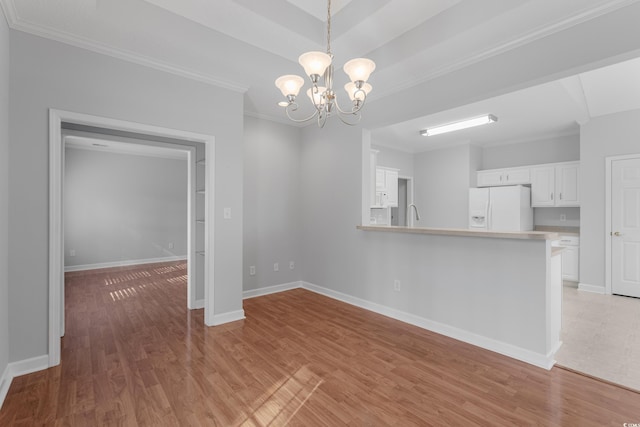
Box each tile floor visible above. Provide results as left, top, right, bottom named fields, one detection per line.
left=555, top=283, right=640, bottom=391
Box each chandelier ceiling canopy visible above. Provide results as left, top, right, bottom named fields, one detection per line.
left=274, top=0, right=376, bottom=127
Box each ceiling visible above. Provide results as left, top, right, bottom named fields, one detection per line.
left=372, top=56, right=640, bottom=152
left=2, top=0, right=640, bottom=151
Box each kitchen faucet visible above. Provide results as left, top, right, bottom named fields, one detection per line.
left=407, top=203, right=420, bottom=224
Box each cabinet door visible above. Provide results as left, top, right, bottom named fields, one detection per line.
left=556, top=163, right=580, bottom=207
left=375, top=168, right=386, bottom=191
left=385, top=169, right=399, bottom=207
left=561, top=246, right=579, bottom=281
left=477, top=170, right=504, bottom=187
left=531, top=167, right=555, bottom=207
left=504, top=168, right=530, bottom=185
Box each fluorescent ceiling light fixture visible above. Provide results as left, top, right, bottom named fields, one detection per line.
left=420, top=114, right=498, bottom=136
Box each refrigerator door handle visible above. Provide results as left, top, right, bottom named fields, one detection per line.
left=487, top=200, right=491, bottom=230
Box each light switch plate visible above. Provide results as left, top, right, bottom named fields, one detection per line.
left=224, top=207, right=231, bottom=219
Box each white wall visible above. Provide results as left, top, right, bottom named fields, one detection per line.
left=300, top=123, right=552, bottom=363
left=482, top=134, right=579, bottom=169
left=580, top=109, right=640, bottom=289
left=0, top=6, right=10, bottom=386
left=64, top=148, right=188, bottom=268
left=413, top=145, right=474, bottom=228
left=243, top=116, right=302, bottom=291
left=372, top=144, right=414, bottom=178
left=8, top=31, right=244, bottom=362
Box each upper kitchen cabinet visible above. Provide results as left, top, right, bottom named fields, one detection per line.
left=477, top=167, right=530, bottom=187
left=375, top=166, right=399, bottom=207
left=555, top=163, right=580, bottom=206
left=531, top=161, right=580, bottom=207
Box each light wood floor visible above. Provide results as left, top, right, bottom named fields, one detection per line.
left=1, top=262, right=639, bottom=426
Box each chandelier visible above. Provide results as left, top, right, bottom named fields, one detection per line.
left=274, top=0, right=376, bottom=127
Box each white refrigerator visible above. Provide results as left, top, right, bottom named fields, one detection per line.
left=469, top=185, right=533, bottom=231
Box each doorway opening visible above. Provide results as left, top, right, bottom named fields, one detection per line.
left=49, top=110, right=216, bottom=368
left=390, top=177, right=414, bottom=226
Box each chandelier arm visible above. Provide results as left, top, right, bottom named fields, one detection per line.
left=284, top=104, right=320, bottom=123
left=336, top=111, right=362, bottom=126
left=309, top=83, right=328, bottom=112
left=334, top=93, right=367, bottom=115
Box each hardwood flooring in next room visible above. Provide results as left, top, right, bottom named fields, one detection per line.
left=1, top=261, right=640, bottom=425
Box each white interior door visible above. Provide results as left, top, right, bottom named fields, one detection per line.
left=611, top=157, right=640, bottom=297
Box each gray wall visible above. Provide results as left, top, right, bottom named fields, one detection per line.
left=64, top=148, right=188, bottom=268
left=300, top=123, right=551, bottom=359
left=482, top=134, right=579, bottom=169
left=243, top=116, right=302, bottom=291
left=413, top=145, right=474, bottom=228
left=8, top=31, right=244, bottom=362
left=580, top=109, right=640, bottom=288
left=372, top=144, right=414, bottom=178
left=0, top=7, right=10, bottom=380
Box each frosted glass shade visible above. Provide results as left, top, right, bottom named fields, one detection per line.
left=298, top=51, right=332, bottom=77
left=343, top=58, right=376, bottom=83
left=275, top=75, right=305, bottom=97
left=344, top=82, right=372, bottom=101
left=307, top=86, right=327, bottom=105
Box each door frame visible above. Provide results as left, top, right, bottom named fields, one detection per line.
left=399, top=175, right=415, bottom=226
left=605, top=153, right=640, bottom=295
left=49, top=109, right=216, bottom=367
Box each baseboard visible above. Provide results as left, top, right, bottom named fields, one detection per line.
left=0, top=364, right=11, bottom=410
left=64, top=256, right=187, bottom=272
left=209, top=309, right=246, bottom=326
left=300, top=281, right=556, bottom=370
left=243, top=281, right=303, bottom=299
left=192, top=299, right=205, bottom=310
left=578, top=282, right=606, bottom=294
left=0, top=354, right=49, bottom=410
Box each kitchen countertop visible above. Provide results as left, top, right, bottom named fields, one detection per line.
left=535, top=225, right=580, bottom=236
left=357, top=225, right=559, bottom=240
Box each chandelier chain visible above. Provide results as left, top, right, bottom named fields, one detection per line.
left=326, top=0, right=332, bottom=55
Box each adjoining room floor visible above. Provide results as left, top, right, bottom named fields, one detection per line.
left=1, top=263, right=639, bottom=425
left=555, top=285, right=640, bottom=392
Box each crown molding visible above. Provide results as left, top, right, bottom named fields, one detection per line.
left=375, top=0, right=639, bottom=100
left=0, top=0, right=249, bottom=93
left=0, top=0, right=16, bottom=26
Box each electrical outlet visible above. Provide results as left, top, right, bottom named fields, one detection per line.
left=289, top=261, right=295, bottom=270
left=249, top=266, right=256, bottom=276
left=393, top=279, right=401, bottom=292
left=69, top=249, right=76, bottom=257
left=560, top=214, right=566, bottom=222
left=224, top=207, right=231, bottom=219
left=168, top=242, right=174, bottom=249
left=274, top=263, right=279, bottom=272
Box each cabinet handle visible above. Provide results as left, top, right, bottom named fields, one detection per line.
left=506, top=174, right=509, bottom=181
left=500, top=175, right=503, bottom=182
left=559, top=193, right=563, bottom=200
left=551, top=193, right=554, bottom=200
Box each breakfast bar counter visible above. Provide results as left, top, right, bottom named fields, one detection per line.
left=356, top=223, right=563, bottom=369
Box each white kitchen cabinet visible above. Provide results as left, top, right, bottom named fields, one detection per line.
left=375, top=167, right=399, bottom=207
left=562, top=246, right=580, bottom=281
left=531, top=166, right=556, bottom=207
left=553, top=235, right=580, bottom=282
left=556, top=163, right=580, bottom=206
left=477, top=167, right=530, bottom=187
left=375, top=168, right=386, bottom=191
left=531, top=162, right=580, bottom=207
left=385, top=169, right=398, bottom=207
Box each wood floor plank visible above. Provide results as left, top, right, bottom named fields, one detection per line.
left=2, top=260, right=640, bottom=425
